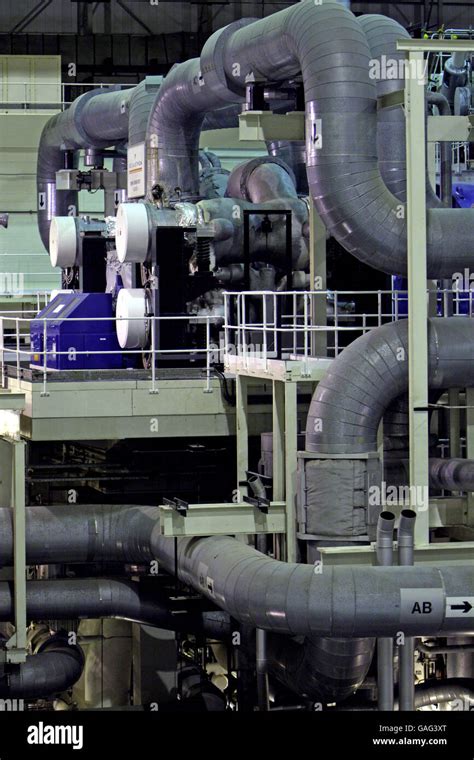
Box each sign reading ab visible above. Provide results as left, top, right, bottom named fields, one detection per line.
left=400, top=588, right=444, bottom=626
left=411, top=601, right=432, bottom=614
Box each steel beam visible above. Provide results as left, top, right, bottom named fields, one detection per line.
left=404, top=48, right=430, bottom=545
left=284, top=381, right=298, bottom=562
left=158, top=501, right=286, bottom=538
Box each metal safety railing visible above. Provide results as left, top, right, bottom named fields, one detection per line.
left=2, top=286, right=474, bottom=394
left=223, top=288, right=474, bottom=375
left=0, top=311, right=221, bottom=397
left=0, top=80, right=139, bottom=112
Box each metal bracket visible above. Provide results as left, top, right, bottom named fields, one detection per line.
left=163, top=497, right=189, bottom=517
left=242, top=494, right=270, bottom=514
left=239, top=111, right=305, bottom=142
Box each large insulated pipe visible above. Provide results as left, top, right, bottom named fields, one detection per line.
left=1, top=505, right=473, bottom=703
left=376, top=511, right=395, bottom=711
left=429, top=458, right=474, bottom=491
left=147, top=0, right=474, bottom=277
left=0, top=576, right=229, bottom=639
left=357, top=15, right=410, bottom=204
left=306, top=318, right=474, bottom=456
left=266, top=141, right=308, bottom=195
left=37, top=78, right=161, bottom=251
left=0, top=506, right=472, bottom=640
left=0, top=632, right=84, bottom=699
left=413, top=678, right=474, bottom=709
left=37, top=87, right=132, bottom=251
left=397, top=509, right=416, bottom=711
left=305, top=318, right=474, bottom=542
left=358, top=16, right=443, bottom=208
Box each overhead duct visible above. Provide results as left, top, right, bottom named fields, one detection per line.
left=146, top=0, right=474, bottom=277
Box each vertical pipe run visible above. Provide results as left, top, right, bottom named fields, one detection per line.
left=376, top=511, right=396, bottom=711
left=398, top=509, right=416, bottom=711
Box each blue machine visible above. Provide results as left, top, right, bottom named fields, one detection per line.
left=30, top=292, right=122, bottom=370
left=453, top=183, right=474, bottom=209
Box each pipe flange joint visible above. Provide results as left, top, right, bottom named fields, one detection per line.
left=200, top=18, right=257, bottom=101
left=238, top=156, right=296, bottom=202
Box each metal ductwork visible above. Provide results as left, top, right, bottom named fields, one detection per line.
left=429, top=458, right=474, bottom=491
left=0, top=631, right=84, bottom=699
left=306, top=318, right=474, bottom=456
left=305, top=318, right=474, bottom=540
left=1, top=504, right=473, bottom=702
left=145, top=0, right=474, bottom=277
left=358, top=15, right=445, bottom=208
left=0, top=575, right=229, bottom=640
left=412, top=678, right=474, bottom=708
left=0, top=507, right=471, bottom=640
left=37, top=78, right=161, bottom=251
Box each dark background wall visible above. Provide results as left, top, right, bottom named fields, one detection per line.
left=0, top=1, right=472, bottom=82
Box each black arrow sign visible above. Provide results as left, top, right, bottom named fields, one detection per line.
left=39, top=194, right=45, bottom=209
left=450, top=601, right=472, bottom=614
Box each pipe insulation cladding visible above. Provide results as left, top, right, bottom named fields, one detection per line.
left=145, top=0, right=474, bottom=277
left=37, top=78, right=162, bottom=251
left=0, top=505, right=472, bottom=639
left=0, top=634, right=84, bottom=699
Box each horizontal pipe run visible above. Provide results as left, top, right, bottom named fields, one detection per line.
left=0, top=505, right=472, bottom=638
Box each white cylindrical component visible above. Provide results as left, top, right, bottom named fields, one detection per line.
left=116, top=288, right=148, bottom=349
left=49, top=217, right=78, bottom=268
left=115, top=203, right=150, bottom=264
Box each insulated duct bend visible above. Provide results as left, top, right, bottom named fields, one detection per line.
left=37, top=78, right=160, bottom=251
left=306, top=317, right=474, bottom=454
left=37, top=86, right=133, bottom=251
left=357, top=15, right=443, bottom=208
left=0, top=634, right=84, bottom=699
left=357, top=15, right=411, bottom=203
left=149, top=0, right=474, bottom=276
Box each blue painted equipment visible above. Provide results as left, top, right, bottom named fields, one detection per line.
left=30, top=292, right=122, bottom=370
left=453, top=183, right=474, bottom=209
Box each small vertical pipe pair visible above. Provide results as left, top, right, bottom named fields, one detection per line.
left=376, top=509, right=416, bottom=711
left=398, top=509, right=417, bottom=711
left=376, top=511, right=396, bottom=711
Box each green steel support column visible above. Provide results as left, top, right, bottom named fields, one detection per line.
left=236, top=375, right=249, bottom=502
left=404, top=49, right=430, bottom=545
left=272, top=380, right=285, bottom=502
left=7, top=438, right=27, bottom=661
left=284, top=382, right=298, bottom=562
left=466, top=388, right=474, bottom=527
left=309, top=197, right=327, bottom=357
